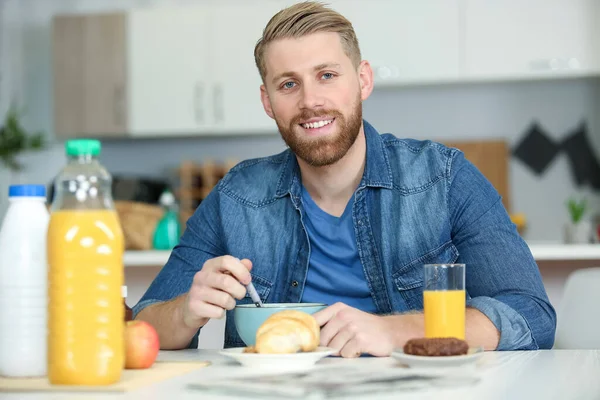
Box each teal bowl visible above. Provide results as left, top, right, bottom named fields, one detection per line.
left=234, top=303, right=327, bottom=346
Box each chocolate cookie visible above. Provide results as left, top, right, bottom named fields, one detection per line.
left=403, top=337, right=469, bottom=356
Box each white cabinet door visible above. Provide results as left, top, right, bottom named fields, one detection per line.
left=208, top=2, right=284, bottom=134
left=329, top=0, right=461, bottom=86
left=464, top=0, right=600, bottom=80
left=127, top=6, right=213, bottom=136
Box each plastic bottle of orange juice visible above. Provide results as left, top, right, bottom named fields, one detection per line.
left=47, top=139, right=124, bottom=385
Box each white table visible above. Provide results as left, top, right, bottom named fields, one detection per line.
left=4, top=349, right=600, bottom=400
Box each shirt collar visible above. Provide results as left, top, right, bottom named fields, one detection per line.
left=276, top=119, right=393, bottom=199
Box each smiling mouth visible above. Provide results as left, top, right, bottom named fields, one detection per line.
left=300, top=118, right=335, bottom=129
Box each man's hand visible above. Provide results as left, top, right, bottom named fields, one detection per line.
left=313, top=302, right=396, bottom=358
left=181, top=256, right=252, bottom=329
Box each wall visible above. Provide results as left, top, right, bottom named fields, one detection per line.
left=2, top=0, right=598, bottom=240
left=2, top=0, right=600, bottom=349
left=98, top=78, right=600, bottom=242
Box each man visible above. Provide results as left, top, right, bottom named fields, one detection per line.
left=133, top=1, right=556, bottom=357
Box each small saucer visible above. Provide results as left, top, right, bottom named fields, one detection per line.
left=391, top=346, right=484, bottom=369
left=219, top=346, right=336, bottom=371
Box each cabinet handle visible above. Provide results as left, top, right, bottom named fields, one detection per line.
left=377, top=65, right=392, bottom=80
left=113, top=85, right=125, bottom=127
left=194, top=82, right=204, bottom=124
left=213, top=84, right=224, bottom=123
left=529, top=58, right=581, bottom=72
left=375, top=65, right=399, bottom=80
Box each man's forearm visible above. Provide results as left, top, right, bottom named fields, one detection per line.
left=386, top=307, right=500, bottom=350
left=464, top=307, right=500, bottom=349
left=135, top=294, right=207, bottom=350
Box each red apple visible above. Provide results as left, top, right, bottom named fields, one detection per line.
left=124, top=320, right=160, bottom=369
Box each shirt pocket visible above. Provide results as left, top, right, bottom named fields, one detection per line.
left=236, top=274, right=273, bottom=305
left=391, top=241, right=459, bottom=310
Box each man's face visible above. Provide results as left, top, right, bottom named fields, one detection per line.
left=260, top=32, right=373, bottom=167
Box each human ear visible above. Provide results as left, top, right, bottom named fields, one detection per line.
left=260, top=85, right=275, bottom=119
left=357, top=60, right=374, bottom=101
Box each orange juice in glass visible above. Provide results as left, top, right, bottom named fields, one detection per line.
left=423, top=263, right=466, bottom=339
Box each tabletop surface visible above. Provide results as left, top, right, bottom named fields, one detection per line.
left=3, top=348, right=600, bottom=400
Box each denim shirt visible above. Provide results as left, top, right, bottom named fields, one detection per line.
left=133, top=120, right=556, bottom=351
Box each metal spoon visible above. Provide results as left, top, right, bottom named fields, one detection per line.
left=246, top=282, right=264, bottom=307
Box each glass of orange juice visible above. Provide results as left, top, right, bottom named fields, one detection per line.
left=423, top=263, right=466, bottom=340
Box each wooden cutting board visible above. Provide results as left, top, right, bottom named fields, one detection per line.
left=442, top=140, right=511, bottom=213
left=0, top=360, right=210, bottom=392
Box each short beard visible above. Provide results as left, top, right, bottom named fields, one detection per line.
left=275, top=94, right=362, bottom=167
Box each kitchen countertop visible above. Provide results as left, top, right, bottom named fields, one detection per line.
left=123, top=242, right=600, bottom=267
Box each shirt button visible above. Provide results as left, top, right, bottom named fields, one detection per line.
left=291, top=280, right=299, bottom=287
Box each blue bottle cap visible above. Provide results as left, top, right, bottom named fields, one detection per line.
left=8, top=184, right=46, bottom=198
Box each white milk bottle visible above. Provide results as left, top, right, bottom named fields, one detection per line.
left=0, top=184, right=50, bottom=377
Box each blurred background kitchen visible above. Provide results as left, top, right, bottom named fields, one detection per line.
left=1, top=0, right=599, bottom=348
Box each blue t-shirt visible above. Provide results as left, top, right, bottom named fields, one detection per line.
left=300, top=186, right=378, bottom=313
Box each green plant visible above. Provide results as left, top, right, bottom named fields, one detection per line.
left=566, top=197, right=587, bottom=224
left=0, top=106, right=45, bottom=171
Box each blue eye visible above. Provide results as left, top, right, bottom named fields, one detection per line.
left=322, top=73, right=334, bottom=79
left=283, top=81, right=296, bottom=89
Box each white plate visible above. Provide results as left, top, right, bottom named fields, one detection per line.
left=391, top=346, right=484, bottom=369
left=219, top=346, right=336, bottom=371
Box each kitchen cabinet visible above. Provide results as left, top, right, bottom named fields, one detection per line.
left=463, top=0, right=600, bottom=80
left=53, top=12, right=128, bottom=137
left=52, top=0, right=600, bottom=139
left=208, top=2, right=284, bottom=133
left=52, top=3, right=281, bottom=139
left=329, top=0, right=461, bottom=86
left=126, top=8, right=211, bottom=136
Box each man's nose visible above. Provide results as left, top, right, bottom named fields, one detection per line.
left=299, top=82, right=325, bottom=110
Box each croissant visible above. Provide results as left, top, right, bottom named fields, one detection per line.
left=253, top=310, right=320, bottom=354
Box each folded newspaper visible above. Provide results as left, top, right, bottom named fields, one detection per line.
left=188, top=364, right=481, bottom=399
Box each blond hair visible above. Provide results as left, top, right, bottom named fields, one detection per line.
left=254, top=1, right=361, bottom=82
